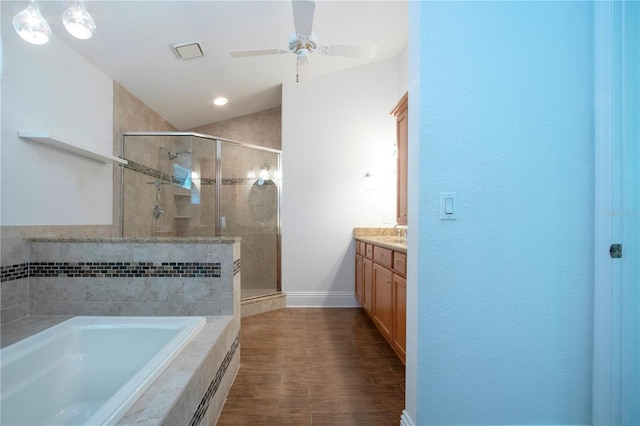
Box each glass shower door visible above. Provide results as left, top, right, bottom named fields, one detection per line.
left=218, top=141, right=280, bottom=299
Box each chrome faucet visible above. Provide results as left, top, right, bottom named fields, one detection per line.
left=394, top=224, right=407, bottom=240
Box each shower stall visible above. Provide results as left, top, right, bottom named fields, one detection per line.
left=121, top=132, right=281, bottom=299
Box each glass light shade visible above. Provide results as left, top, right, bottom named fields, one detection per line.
left=259, top=168, right=269, bottom=180
left=13, top=0, right=52, bottom=45
left=247, top=169, right=257, bottom=179
left=62, top=0, right=96, bottom=40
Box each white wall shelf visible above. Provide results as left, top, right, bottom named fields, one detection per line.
left=18, top=131, right=127, bottom=165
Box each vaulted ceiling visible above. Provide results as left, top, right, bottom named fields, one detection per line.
left=4, top=1, right=408, bottom=129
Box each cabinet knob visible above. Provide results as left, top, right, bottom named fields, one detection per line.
left=386, top=279, right=391, bottom=283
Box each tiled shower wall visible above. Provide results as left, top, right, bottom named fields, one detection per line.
left=190, top=107, right=282, bottom=151
left=0, top=239, right=240, bottom=324
left=121, top=134, right=217, bottom=238
left=1, top=83, right=278, bottom=324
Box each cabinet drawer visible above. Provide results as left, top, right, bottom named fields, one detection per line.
left=365, top=244, right=374, bottom=259
left=356, top=241, right=366, bottom=256
left=373, top=246, right=393, bottom=269
left=393, top=252, right=406, bottom=276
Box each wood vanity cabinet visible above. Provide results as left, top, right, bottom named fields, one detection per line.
left=363, top=257, right=373, bottom=314
left=355, top=238, right=406, bottom=364
left=373, top=263, right=393, bottom=341
left=355, top=254, right=364, bottom=304
left=392, top=273, right=406, bottom=360
left=391, top=92, right=408, bottom=226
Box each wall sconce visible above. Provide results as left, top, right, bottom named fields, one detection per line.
left=13, top=0, right=96, bottom=45
left=259, top=168, right=270, bottom=180
left=361, top=172, right=378, bottom=191
left=257, top=167, right=270, bottom=186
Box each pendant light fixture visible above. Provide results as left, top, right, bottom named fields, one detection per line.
left=13, top=0, right=96, bottom=45
left=12, top=0, right=52, bottom=45
left=62, top=0, right=96, bottom=40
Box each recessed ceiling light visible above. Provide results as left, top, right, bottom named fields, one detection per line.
left=213, top=97, right=228, bottom=106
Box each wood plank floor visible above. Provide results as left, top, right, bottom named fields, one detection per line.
left=216, top=308, right=405, bottom=425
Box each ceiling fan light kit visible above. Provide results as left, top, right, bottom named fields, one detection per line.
left=229, top=0, right=377, bottom=83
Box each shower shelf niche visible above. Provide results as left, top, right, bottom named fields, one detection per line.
left=18, top=131, right=127, bottom=165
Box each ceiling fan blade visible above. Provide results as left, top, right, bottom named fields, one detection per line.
left=320, top=44, right=378, bottom=59
left=229, top=48, right=290, bottom=58
left=292, top=0, right=315, bottom=36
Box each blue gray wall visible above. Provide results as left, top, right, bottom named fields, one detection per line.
left=409, top=1, right=594, bottom=424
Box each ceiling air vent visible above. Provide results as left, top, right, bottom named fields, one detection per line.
left=173, top=40, right=205, bottom=60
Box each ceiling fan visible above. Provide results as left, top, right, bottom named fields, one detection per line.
left=229, top=0, right=377, bottom=82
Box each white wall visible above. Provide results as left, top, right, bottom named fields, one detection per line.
left=408, top=1, right=594, bottom=425
left=282, top=57, right=405, bottom=307
left=1, top=7, right=113, bottom=226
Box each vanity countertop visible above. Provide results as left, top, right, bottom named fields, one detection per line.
left=354, top=227, right=407, bottom=253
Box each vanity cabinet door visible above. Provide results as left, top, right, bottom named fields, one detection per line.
left=355, top=254, right=364, bottom=304
left=373, top=263, right=393, bottom=341
left=363, top=257, right=373, bottom=314
left=393, top=273, right=406, bottom=364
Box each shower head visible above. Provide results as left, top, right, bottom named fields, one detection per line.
left=168, top=149, right=192, bottom=160
left=159, top=146, right=192, bottom=160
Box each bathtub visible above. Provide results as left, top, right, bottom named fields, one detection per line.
left=0, top=316, right=206, bottom=426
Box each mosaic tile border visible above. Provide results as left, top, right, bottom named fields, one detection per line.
left=29, top=262, right=221, bottom=278
left=124, top=159, right=215, bottom=186
left=1, top=262, right=221, bottom=281
left=189, top=332, right=240, bottom=426
left=125, top=159, right=270, bottom=187
left=0, top=263, right=29, bottom=283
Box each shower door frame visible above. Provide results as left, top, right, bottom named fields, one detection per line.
left=122, top=131, right=282, bottom=295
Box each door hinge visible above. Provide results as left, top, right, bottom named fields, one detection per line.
left=610, top=244, right=622, bottom=258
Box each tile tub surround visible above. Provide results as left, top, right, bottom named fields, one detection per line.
left=1, top=315, right=71, bottom=348
left=0, top=225, right=114, bottom=325
left=0, top=315, right=240, bottom=426
left=29, top=238, right=240, bottom=317
left=0, top=237, right=241, bottom=320
left=118, top=314, right=240, bottom=426
left=1, top=235, right=243, bottom=425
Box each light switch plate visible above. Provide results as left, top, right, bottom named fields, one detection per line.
left=440, top=192, right=458, bottom=220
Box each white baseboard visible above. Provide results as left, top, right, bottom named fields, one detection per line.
left=400, top=410, right=415, bottom=426
left=285, top=291, right=361, bottom=308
